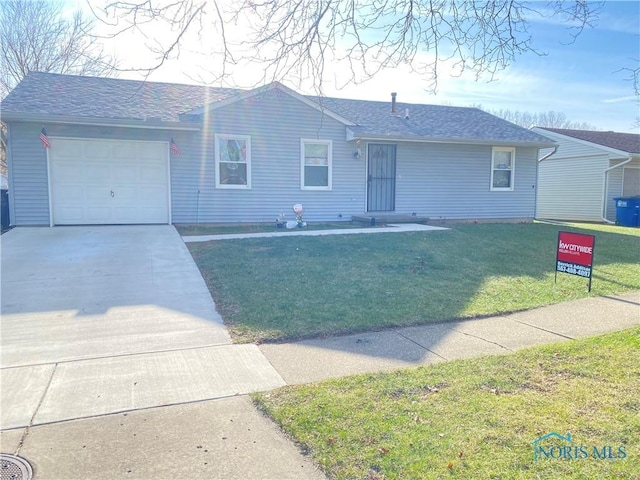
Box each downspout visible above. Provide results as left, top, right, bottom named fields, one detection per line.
left=601, top=155, right=634, bottom=224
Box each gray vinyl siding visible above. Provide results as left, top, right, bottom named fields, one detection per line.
left=394, top=143, right=538, bottom=219
left=537, top=154, right=608, bottom=222
left=622, top=163, right=640, bottom=196
left=532, top=128, right=632, bottom=223
left=5, top=123, right=50, bottom=225
left=171, top=90, right=364, bottom=223
left=607, top=165, right=623, bottom=221
left=7, top=90, right=540, bottom=225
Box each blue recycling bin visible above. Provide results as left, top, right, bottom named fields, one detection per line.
left=613, top=197, right=640, bottom=227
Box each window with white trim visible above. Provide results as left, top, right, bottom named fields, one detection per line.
left=215, top=134, right=251, bottom=188
left=301, top=139, right=332, bottom=190
left=490, top=147, right=515, bottom=191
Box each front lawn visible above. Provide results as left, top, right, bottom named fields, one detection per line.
left=187, top=222, right=640, bottom=343
left=253, top=328, right=640, bottom=479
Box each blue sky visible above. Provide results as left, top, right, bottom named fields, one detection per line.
left=312, top=1, right=639, bottom=132
left=94, top=1, right=639, bottom=132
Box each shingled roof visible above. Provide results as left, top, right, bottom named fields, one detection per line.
left=0, top=72, right=239, bottom=123
left=1, top=72, right=554, bottom=146
left=540, top=128, right=640, bottom=154
left=314, top=96, right=551, bottom=144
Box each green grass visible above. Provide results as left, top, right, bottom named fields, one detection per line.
left=187, top=222, right=640, bottom=343
left=253, top=328, right=640, bottom=479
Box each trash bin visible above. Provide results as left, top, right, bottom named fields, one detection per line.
left=613, top=197, right=640, bottom=227
left=1, top=189, right=9, bottom=232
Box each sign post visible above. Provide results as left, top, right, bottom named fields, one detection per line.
left=555, top=231, right=596, bottom=292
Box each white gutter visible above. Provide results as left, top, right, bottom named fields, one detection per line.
left=601, top=155, right=634, bottom=224
left=346, top=130, right=556, bottom=148
left=537, top=145, right=558, bottom=162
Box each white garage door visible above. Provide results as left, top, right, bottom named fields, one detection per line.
left=49, top=138, right=170, bottom=225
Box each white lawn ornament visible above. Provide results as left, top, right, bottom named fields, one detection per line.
left=291, top=204, right=306, bottom=228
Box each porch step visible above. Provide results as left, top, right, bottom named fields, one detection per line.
left=352, top=214, right=430, bottom=225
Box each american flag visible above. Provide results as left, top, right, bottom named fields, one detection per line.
left=40, top=128, right=51, bottom=149
left=170, top=138, right=180, bottom=156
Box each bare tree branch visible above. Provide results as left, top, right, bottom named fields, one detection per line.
left=95, top=0, right=604, bottom=92
left=0, top=0, right=117, bottom=98
left=475, top=106, right=600, bottom=129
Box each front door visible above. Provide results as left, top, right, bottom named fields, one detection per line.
left=367, top=144, right=396, bottom=212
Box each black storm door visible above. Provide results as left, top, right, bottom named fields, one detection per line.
left=367, top=144, right=396, bottom=212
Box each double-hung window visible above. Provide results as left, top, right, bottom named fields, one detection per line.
left=491, top=147, right=515, bottom=191
left=215, top=134, right=251, bottom=188
left=301, top=139, right=332, bottom=190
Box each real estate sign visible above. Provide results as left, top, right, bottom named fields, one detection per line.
left=555, top=231, right=596, bottom=291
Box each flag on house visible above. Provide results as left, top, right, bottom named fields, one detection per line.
left=170, top=138, right=180, bottom=156
left=40, top=128, right=51, bottom=149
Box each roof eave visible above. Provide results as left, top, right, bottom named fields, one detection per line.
left=347, top=130, right=555, bottom=148
left=0, top=112, right=202, bottom=131
left=532, top=127, right=636, bottom=157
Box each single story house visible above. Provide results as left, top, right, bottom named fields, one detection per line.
left=532, top=127, right=640, bottom=223
left=0, top=72, right=555, bottom=226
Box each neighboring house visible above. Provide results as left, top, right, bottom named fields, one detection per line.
left=0, top=72, right=554, bottom=226
left=533, top=127, right=640, bottom=223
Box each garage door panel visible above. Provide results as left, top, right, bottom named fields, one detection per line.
left=112, top=207, right=138, bottom=223
left=85, top=187, right=112, bottom=205
left=112, top=144, right=137, bottom=160
left=54, top=141, right=84, bottom=158
left=113, top=186, right=137, bottom=204
left=85, top=207, right=111, bottom=224
left=54, top=185, right=86, bottom=203
left=52, top=163, right=91, bottom=183
left=84, top=164, right=112, bottom=183
left=136, top=207, right=168, bottom=223
left=50, top=139, right=169, bottom=225
left=55, top=207, right=85, bottom=224
left=113, top=165, right=140, bottom=185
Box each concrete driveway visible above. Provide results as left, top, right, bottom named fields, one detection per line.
left=0, top=226, right=285, bottom=428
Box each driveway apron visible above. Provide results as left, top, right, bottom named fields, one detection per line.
left=0, top=226, right=285, bottom=429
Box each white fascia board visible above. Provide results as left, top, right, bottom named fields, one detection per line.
left=532, top=127, right=632, bottom=158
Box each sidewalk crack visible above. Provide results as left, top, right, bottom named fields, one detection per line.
left=394, top=331, right=448, bottom=361
left=15, top=363, right=57, bottom=456
left=510, top=320, right=575, bottom=340
left=449, top=328, right=514, bottom=352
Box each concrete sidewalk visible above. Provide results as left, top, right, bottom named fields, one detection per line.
left=183, top=223, right=449, bottom=242
left=260, top=291, right=640, bottom=384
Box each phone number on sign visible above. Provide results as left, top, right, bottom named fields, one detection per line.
left=557, top=261, right=591, bottom=278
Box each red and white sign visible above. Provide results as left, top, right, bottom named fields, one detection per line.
left=557, top=231, right=595, bottom=267
left=555, top=231, right=596, bottom=291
